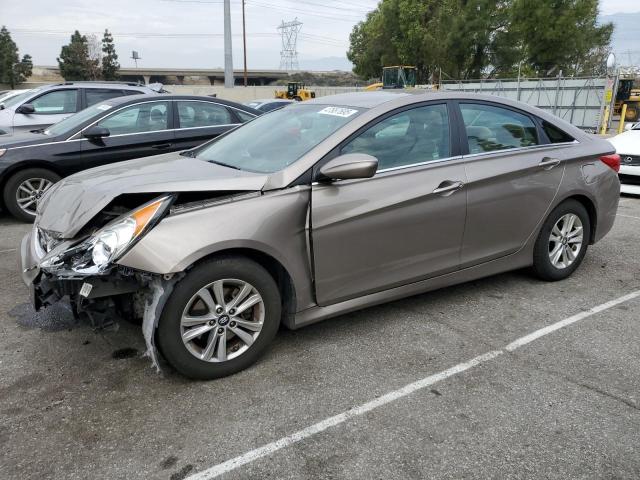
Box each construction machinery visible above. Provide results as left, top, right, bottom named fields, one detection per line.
left=275, top=82, right=316, bottom=101
left=365, top=65, right=418, bottom=91
left=615, top=76, right=640, bottom=122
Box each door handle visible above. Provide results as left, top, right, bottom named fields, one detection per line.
left=152, top=142, right=173, bottom=149
left=433, top=180, right=464, bottom=195
left=539, top=157, right=561, bottom=170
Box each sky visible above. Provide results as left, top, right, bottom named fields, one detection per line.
left=1, top=0, right=639, bottom=71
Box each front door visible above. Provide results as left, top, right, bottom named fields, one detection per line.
left=13, top=88, right=79, bottom=132
left=311, top=103, right=467, bottom=306
left=457, top=102, right=566, bottom=267
left=79, top=100, right=174, bottom=172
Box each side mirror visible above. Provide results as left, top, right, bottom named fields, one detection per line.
left=319, top=153, right=378, bottom=181
left=83, top=125, right=110, bottom=139
left=16, top=103, right=35, bottom=114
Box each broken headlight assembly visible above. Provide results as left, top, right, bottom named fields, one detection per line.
left=39, top=195, right=173, bottom=275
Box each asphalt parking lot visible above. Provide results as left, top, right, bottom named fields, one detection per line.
left=1, top=196, right=640, bottom=480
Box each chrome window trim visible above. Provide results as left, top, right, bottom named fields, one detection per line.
left=175, top=98, right=257, bottom=118
left=67, top=99, right=172, bottom=141
left=462, top=140, right=579, bottom=159
left=376, top=155, right=464, bottom=174
left=174, top=124, right=240, bottom=131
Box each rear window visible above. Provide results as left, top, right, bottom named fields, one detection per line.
left=542, top=121, right=574, bottom=143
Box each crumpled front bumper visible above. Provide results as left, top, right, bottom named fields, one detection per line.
left=18, top=228, right=40, bottom=287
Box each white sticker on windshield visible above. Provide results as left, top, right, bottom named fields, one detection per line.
left=96, top=104, right=112, bottom=111
left=318, top=106, right=358, bottom=118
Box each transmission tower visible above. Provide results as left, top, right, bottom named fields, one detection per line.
left=278, top=18, right=302, bottom=71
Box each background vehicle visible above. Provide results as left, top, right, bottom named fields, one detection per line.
left=608, top=122, right=640, bottom=195
left=20, top=92, right=620, bottom=379
left=614, top=75, right=640, bottom=122
left=275, top=82, right=316, bottom=101
left=0, top=81, right=164, bottom=136
left=244, top=98, right=295, bottom=113
left=365, top=65, right=418, bottom=91
left=0, top=89, right=30, bottom=106
left=0, top=94, right=259, bottom=221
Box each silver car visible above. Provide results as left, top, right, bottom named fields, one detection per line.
left=19, top=92, right=620, bottom=379
left=0, top=82, right=162, bottom=135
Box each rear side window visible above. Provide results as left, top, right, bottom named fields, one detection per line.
left=341, top=103, right=450, bottom=171
left=31, top=89, right=78, bottom=114
left=460, top=103, right=538, bottom=154
left=177, top=101, right=232, bottom=128
left=85, top=89, right=126, bottom=106
left=542, top=121, right=574, bottom=143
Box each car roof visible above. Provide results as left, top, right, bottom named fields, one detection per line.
left=101, top=93, right=260, bottom=112
left=305, top=91, right=411, bottom=108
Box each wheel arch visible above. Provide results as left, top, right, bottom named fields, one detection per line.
left=186, top=247, right=298, bottom=328
left=0, top=160, right=64, bottom=209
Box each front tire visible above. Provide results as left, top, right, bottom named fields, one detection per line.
left=532, top=199, right=591, bottom=281
left=3, top=168, right=60, bottom=222
left=156, top=256, right=281, bottom=380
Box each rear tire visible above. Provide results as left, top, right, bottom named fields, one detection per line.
left=532, top=199, right=591, bottom=281
left=156, top=256, right=281, bottom=380
left=3, top=168, right=60, bottom=222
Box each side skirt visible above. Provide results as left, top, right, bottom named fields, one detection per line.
left=292, top=247, right=533, bottom=329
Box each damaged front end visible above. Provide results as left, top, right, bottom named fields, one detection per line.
left=21, top=195, right=178, bottom=370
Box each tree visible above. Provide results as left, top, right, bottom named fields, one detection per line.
left=101, top=29, right=120, bottom=80
left=57, top=30, right=98, bottom=81
left=86, top=34, right=103, bottom=80
left=347, top=0, right=613, bottom=80
left=0, top=26, right=33, bottom=87
left=510, top=0, right=612, bottom=77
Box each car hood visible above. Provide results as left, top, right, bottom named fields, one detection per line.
left=608, top=130, right=640, bottom=155
left=0, top=130, right=61, bottom=147
left=37, top=152, right=269, bottom=237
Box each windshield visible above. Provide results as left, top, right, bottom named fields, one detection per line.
left=196, top=104, right=363, bottom=173
left=2, top=89, right=36, bottom=108
left=44, top=103, right=114, bottom=136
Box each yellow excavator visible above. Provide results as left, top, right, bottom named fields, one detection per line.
left=615, top=76, right=640, bottom=122
left=365, top=65, right=418, bottom=91
left=275, top=82, right=316, bottom=101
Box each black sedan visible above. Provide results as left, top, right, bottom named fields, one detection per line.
left=0, top=95, right=259, bottom=221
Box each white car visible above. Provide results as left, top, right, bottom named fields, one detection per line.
left=609, top=122, right=640, bottom=195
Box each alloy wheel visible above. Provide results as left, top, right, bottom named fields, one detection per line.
left=15, top=178, right=53, bottom=215
left=180, top=279, right=265, bottom=362
left=548, top=213, right=583, bottom=269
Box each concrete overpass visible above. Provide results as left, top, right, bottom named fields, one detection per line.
left=28, top=66, right=290, bottom=86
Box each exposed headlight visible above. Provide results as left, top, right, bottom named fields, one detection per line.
left=87, top=195, right=173, bottom=270
left=39, top=195, right=173, bottom=275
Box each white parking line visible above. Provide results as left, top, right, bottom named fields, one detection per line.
left=617, top=213, right=640, bottom=220
left=0, top=248, right=16, bottom=254
left=186, top=289, right=640, bottom=480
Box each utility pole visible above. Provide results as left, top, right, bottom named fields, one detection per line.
left=242, top=0, right=248, bottom=86
left=223, top=0, right=234, bottom=88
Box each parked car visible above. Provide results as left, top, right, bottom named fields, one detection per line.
left=0, top=89, right=31, bottom=105
left=0, top=81, right=165, bottom=136
left=1, top=94, right=259, bottom=221
left=19, top=92, right=620, bottom=379
left=608, top=122, right=640, bottom=195
left=244, top=98, right=295, bottom=113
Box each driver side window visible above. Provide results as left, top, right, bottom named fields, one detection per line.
left=97, top=101, right=169, bottom=135
left=341, top=104, right=450, bottom=171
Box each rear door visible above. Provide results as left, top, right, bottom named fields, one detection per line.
left=78, top=100, right=174, bottom=171
left=311, top=102, right=467, bottom=305
left=173, top=100, right=242, bottom=150
left=13, top=88, right=80, bottom=132
left=83, top=88, right=135, bottom=109
left=456, top=101, right=566, bottom=267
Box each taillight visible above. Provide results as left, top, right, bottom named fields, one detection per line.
left=600, top=154, right=620, bottom=173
